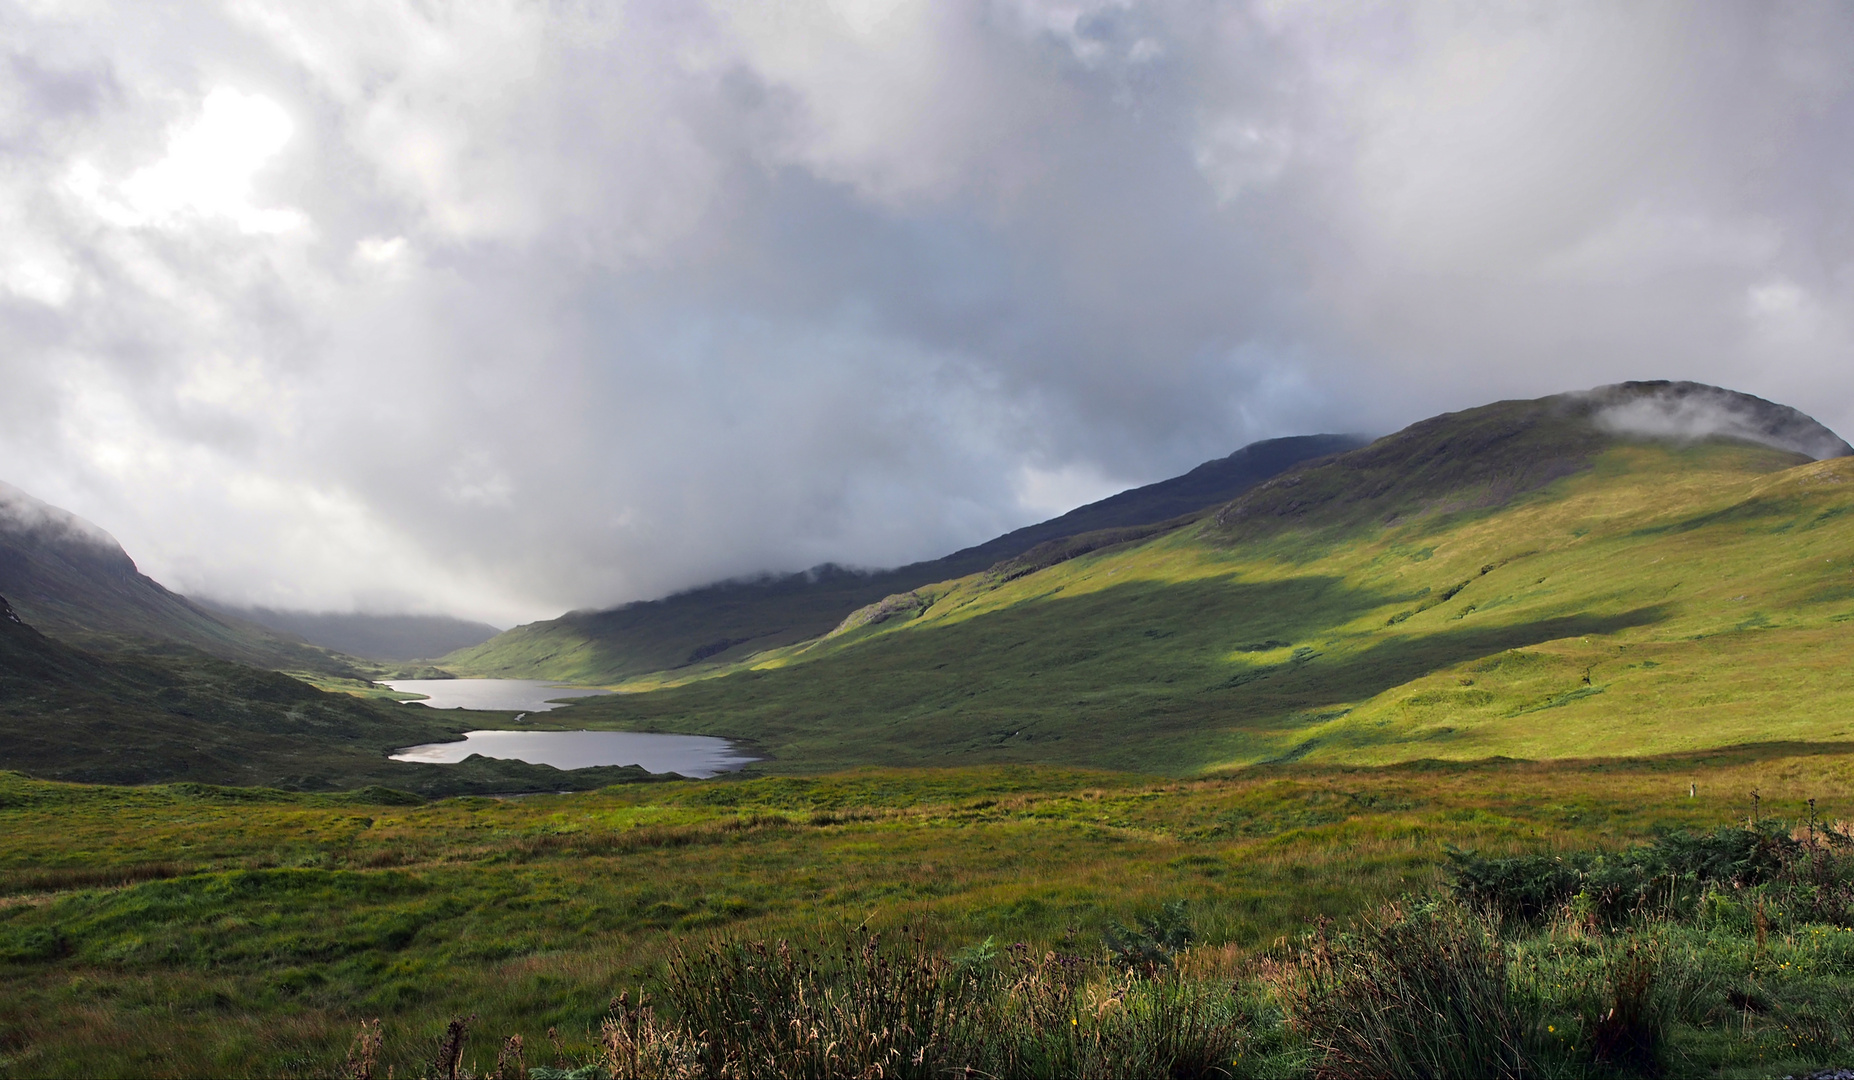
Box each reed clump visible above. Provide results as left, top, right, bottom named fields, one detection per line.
left=1262, top=900, right=1532, bottom=1079
left=595, top=925, right=1252, bottom=1080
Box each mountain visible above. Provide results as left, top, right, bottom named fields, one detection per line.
left=202, top=606, right=503, bottom=662
left=13, top=379, right=1851, bottom=788
left=537, top=381, right=1854, bottom=775
left=444, top=433, right=1369, bottom=682
left=0, top=592, right=657, bottom=793
left=0, top=482, right=360, bottom=675
left=1212, top=380, right=1853, bottom=542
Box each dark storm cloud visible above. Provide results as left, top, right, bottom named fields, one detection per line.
left=0, top=0, right=1850, bottom=623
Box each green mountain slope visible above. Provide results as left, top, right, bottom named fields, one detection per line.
left=0, top=481, right=361, bottom=675
left=542, top=382, right=1854, bottom=774
left=1213, top=380, right=1851, bottom=541
left=445, top=433, right=1366, bottom=682
left=0, top=594, right=654, bottom=794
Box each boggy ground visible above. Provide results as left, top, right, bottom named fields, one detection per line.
left=3, top=744, right=1852, bottom=1077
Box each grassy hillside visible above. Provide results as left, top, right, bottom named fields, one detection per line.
left=1215, top=379, right=1849, bottom=542
left=444, top=434, right=1365, bottom=682
left=534, top=390, right=1854, bottom=775
left=0, top=595, right=658, bottom=796
left=0, top=482, right=365, bottom=676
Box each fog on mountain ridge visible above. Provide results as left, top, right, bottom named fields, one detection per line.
left=206, top=606, right=504, bottom=663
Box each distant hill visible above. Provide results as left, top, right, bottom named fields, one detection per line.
left=542, top=380, right=1854, bottom=775
left=203, top=606, right=503, bottom=662
left=0, top=593, right=654, bottom=793
left=0, top=482, right=359, bottom=675
left=444, top=433, right=1369, bottom=682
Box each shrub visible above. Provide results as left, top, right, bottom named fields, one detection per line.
left=1444, top=847, right=1580, bottom=923
left=324, top=815, right=1854, bottom=1079
left=1447, top=820, right=1833, bottom=928
left=1104, top=899, right=1196, bottom=975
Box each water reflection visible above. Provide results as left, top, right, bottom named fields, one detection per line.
left=382, top=678, right=613, bottom=712
left=389, top=729, right=757, bottom=777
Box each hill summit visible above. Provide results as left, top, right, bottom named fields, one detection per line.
left=1214, top=380, right=1850, bottom=540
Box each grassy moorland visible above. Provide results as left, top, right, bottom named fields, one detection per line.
left=532, top=437, right=1854, bottom=776
left=1, top=748, right=1850, bottom=1077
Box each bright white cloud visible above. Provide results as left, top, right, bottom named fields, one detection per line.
left=72, top=87, right=307, bottom=234
left=1, top=0, right=1851, bottom=625
left=1013, top=461, right=1125, bottom=519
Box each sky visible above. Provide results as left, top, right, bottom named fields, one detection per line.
left=2, top=1, right=1851, bottom=627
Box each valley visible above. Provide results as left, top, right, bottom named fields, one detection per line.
left=4, top=381, right=1854, bottom=1077
left=14, top=9, right=1850, bottom=1075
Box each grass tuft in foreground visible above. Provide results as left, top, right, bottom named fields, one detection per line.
left=331, top=812, right=1854, bottom=1079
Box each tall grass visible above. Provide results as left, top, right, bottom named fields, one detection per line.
left=9, top=761, right=1854, bottom=1076
left=657, top=927, right=954, bottom=1079
left=346, top=812, right=1854, bottom=1079
left=1229, top=816, right=1854, bottom=1080
left=598, top=927, right=1253, bottom=1080
left=1263, top=900, right=1534, bottom=1079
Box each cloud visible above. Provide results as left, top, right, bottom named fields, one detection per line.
left=0, top=479, right=118, bottom=549
left=1590, top=382, right=1854, bottom=460
left=70, top=86, right=306, bottom=234
left=0, top=0, right=1851, bottom=624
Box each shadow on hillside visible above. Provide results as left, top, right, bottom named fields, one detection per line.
left=1218, top=606, right=1670, bottom=724
left=563, top=574, right=1673, bottom=770
left=1240, top=739, right=1854, bottom=780
left=1628, top=494, right=1854, bottom=540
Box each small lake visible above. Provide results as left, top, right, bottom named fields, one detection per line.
left=389, top=730, right=758, bottom=777
left=382, top=678, right=614, bottom=712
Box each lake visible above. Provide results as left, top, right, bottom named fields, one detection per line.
left=381, top=678, right=614, bottom=712
left=389, top=729, right=758, bottom=777
left=380, top=678, right=755, bottom=776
